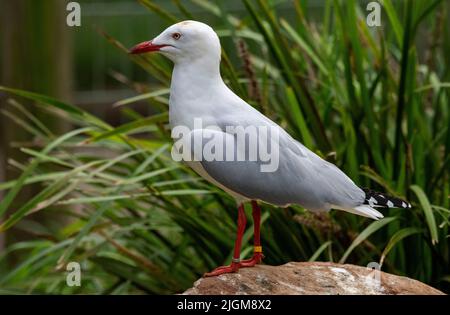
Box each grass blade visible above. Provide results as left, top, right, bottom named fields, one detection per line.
left=379, top=227, right=422, bottom=266
left=339, top=217, right=397, bottom=263
left=309, top=241, right=332, bottom=262
left=410, top=185, right=439, bottom=244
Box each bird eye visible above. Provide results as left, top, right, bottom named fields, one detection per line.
left=172, top=32, right=181, bottom=40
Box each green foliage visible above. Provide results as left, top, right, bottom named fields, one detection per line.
left=0, top=0, right=449, bottom=294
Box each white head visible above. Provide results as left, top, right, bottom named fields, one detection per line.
left=130, top=20, right=221, bottom=65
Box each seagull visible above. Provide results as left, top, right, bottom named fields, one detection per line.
left=130, top=21, right=411, bottom=277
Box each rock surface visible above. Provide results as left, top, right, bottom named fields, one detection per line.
left=184, top=262, right=444, bottom=295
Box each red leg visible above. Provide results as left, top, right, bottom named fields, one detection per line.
left=241, top=200, right=264, bottom=267
left=204, top=203, right=247, bottom=277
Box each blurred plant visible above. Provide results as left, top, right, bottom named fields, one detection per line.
left=0, top=0, right=448, bottom=294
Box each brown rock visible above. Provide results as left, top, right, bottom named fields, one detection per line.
left=183, top=262, right=444, bottom=295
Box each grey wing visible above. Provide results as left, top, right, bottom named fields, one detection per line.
left=186, top=128, right=364, bottom=211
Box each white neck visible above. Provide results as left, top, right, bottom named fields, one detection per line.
left=169, top=56, right=225, bottom=128
left=172, top=56, right=222, bottom=90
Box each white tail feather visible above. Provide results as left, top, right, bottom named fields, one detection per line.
left=333, top=205, right=384, bottom=220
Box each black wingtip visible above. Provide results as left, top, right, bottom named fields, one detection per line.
left=361, top=188, right=411, bottom=209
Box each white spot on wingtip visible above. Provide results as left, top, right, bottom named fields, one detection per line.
left=387, top=200, right=394, bottom=208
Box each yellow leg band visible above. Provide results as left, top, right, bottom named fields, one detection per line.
left=254, top=246, right=263, bottom=253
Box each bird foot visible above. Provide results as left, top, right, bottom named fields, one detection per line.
left=240, top=252, right=264, bottom=268
left=204, top=253, right=264, bottom=277
left=203, top=261, right=241, bottom=277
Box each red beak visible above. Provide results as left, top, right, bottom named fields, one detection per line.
left=129, top=40, right=167, bottom=54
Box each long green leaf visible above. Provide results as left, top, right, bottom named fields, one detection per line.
left=379, top=227, right=422, bottom=266
left=87, top=112, right=168, bottom=143
left=309, top=241, right=332, bottom=262
left=113, top=89, right=170, bottom=107
left=339, top=217, right=397, bottom=263
left=410, top=185, right=439, bottom=244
